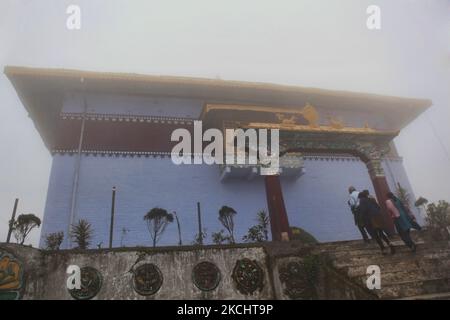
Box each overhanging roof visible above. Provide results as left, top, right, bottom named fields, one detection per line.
left=5, top=66, right=432, bottom=151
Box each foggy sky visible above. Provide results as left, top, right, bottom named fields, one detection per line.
left=0, top=0, right=449, bottom=246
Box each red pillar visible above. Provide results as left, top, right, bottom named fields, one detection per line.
left=367, top=160, right=396, bottom=235
left=264, top=175, right=291, bottom=241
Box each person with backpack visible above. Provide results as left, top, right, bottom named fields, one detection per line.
left=358, top=190, right=396, bottom=255
left=347, top=186, right=370, bottom=244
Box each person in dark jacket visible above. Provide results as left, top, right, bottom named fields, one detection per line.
left=347, top=186, right=370, bottom=243
left=358, top=191, right=396, bottom=255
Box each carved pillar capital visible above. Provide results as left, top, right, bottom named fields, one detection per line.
left=366, top=158, right=385, bottom=179
left=356, top=142, right=390, bottom=179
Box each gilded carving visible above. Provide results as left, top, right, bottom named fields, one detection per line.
left=276, top=113, right=298, bottom=126
left=328, top=116, right=345, bottom=129
left=302, top=103, right=320, bottom=127
left=0, top=251, right=23, bottom=300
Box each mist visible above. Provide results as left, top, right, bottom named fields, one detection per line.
left=0, top=0, right=449, bottom=246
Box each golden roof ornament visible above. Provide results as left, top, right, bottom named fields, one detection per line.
left=302, top=103, right=319, bottom=127
left=276, top=113, right=298, bottom=125
left=328, top=116, right=345, bottom=130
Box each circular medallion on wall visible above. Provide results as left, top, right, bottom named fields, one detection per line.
left=232, top=258, right=264, bottom=295
left=132, top=263, right=163, bottom=296
left=279, top=261, right=310, bottom=299
left=192, top=261, right=221, bottom=291
left=68, top=266, right=103, bottom=300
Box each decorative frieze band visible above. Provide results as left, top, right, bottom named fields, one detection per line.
left=51, top=149, right=403, bottom=163
left=60, top=112, right=195, bottom=125
left=302, top=154, right=402, bottom=162
left=303, top=155, right=360, bottom=162
left=52, top=150, right=173, bottom=158
left=51, top=150, right=207, bottom=158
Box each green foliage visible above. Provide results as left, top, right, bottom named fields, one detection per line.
left=425, top=200, right=450, bottom=241
left=12, top=213, right=41, bottom=245
left=44, top=231, right=64, bottom=250
left=143, top=207, right=174, bottom=247
left=218, top=205, right=237, bottom=243
left=290, top=226, right=318, bottom=244
left=301, top=255, right=321, bottom=297
left=70, top=219, right=93, bottom=250
left=242, top=210, right=270, bottom=243
left=192, top=229, right=207, bottom=246
left=425, top=200, right=450, bottom=232
left=211, top=229, right=232, bottom=245
left=395, top=183, right=411, bottom=209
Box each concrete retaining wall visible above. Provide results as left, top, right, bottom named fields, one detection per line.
left=0, top=242, right=374, bottom=300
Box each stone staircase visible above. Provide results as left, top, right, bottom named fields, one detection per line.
left=317, top=233, right=450, bottom=299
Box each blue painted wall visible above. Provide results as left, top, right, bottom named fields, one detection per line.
left=40, top=154, right=417, bottom=248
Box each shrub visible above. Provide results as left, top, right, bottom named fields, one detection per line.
left=242, top=210, right=270, bottom=243
left=211, top=230, right=232, bottom=245
left=290, top=226, right=318, bottom=244
left=425, top=200, right=450, bottom=240
left=44, top=231, right=64, bottom=250
left=70, top=219, right=93, bottom=249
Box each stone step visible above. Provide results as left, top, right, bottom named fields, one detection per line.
left=326, top=242, right=427, bottom=258
left=331, top=249, right=450, bottom=269
left=396, top=292, right=450, bottom=300
left=376, top=277, right=450, bottom=299
left=344, top=257, right=450, bottom=278
left=318, top=232, right=434, bottom=251
left=351, top=266, right=450, bottom=285
left=319, top=233, right=450, bottom=299
left=330, top=248, right=450, bottom=267
left=318, top=239, right=447, bottom=254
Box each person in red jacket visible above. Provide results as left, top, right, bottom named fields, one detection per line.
left=386, top=192, right=417, bottom=252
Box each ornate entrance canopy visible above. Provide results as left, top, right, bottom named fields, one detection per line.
left=209, top=103, right=400, bottom=240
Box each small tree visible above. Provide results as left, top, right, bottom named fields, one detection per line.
left=44, top=231, right=64, bottom=250
left=243, top=210, right=269, bottom=243
left=13, top=214, right=41, bottom=245
left=192, top=229, right=207, bottom=246
left=218, top=205, right=237, bottom=244
left=211, top=230, right=231, bottom=245
left=425, top=200, right=450, bottom=240
left=70, top=219, right=93, bottom=249
left=143, top=207, right=174, bottom=247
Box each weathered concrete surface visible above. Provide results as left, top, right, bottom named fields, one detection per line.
left=2, top=235, right=448, bottom=300
left=1, top=243, right=275, bottom=300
